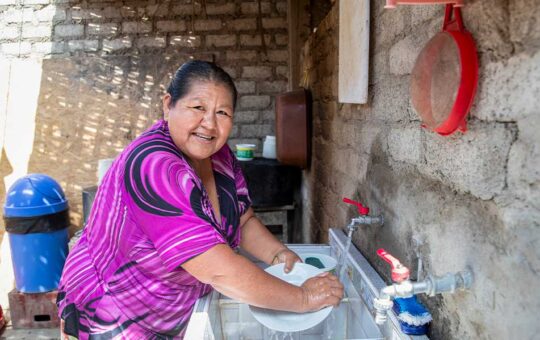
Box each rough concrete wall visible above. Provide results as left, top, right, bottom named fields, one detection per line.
left=301, top=0, right=539, bottom=339
left=0, top=0, right=288, bottom=227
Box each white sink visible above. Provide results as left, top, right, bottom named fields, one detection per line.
left=184, top=229, right=429, bottom=340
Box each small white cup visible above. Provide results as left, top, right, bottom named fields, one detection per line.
left=262, top=135, right=276, bottom=159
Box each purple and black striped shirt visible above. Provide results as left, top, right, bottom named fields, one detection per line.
left=57, top=120, right=251, bottom=339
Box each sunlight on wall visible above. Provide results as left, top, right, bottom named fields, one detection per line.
left=2, top=59, right=42, bottom=190
left=0, top=58, right=43, bottom=307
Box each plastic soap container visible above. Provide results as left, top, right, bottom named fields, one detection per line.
left=236, top=144, right=256, bottom=161
left=262, top=135, right=277, bottom=159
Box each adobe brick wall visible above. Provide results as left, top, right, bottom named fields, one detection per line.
left=0, top=0, right=288, bottom=227
left=300, top=0, right=539, bottom=339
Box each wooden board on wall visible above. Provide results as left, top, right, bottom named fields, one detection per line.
left=288, top=0, right=311, bottom=91
left=338, top=0, right=370, bottom=104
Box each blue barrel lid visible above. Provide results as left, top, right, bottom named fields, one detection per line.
left=4, top=174, right=68, bottom=217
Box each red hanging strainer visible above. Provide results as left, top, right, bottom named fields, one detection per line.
left=410, top=4, right=478, bottom=136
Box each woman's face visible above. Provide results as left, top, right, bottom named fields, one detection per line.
left=164, top=80, right=234, bottom=162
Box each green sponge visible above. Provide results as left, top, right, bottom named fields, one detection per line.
left=305, top=257, right=325, bottom=269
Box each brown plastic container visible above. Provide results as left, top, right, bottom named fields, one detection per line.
left=275, top=89, right=311, bottom=169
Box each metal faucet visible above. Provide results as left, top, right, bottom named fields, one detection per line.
left=373, top=248, right=473, bottom=325
left=343, top=197, right=384, bottom=239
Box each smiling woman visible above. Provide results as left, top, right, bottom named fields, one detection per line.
left=56, top=60, right=343, bottom=339
left=165, top=82, right=234, bottom=166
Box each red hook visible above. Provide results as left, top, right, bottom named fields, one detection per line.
left=377, top=248, right=410, bottom=283
left=343, top=197, right=369, bottom=216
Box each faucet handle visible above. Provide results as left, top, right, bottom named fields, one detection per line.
left=377, top=248, right=410, bottom=283
left=343, top=197, right=369, bottom=215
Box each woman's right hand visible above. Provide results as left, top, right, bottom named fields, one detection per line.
left=300, top=272, right=344, bottom=312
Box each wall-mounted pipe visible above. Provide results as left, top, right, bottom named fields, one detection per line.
left=385, top=0, right=464, bottom=9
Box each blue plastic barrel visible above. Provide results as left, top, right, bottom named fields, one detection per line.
left=4, top=174, right=69, bottom=293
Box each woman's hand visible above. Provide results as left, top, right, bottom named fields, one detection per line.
left=300, top=272, right=344, bottom=313
left=271, top=247, right=302, bottom=273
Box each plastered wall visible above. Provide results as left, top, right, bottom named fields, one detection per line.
left=300, top=0, right=539, bottom=338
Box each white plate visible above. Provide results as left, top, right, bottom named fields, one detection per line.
left=248, top=263, right=333, bottom=332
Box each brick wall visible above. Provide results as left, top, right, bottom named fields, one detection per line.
left=300, top=0, right=539, bottom=339
left=0, top=0, right=289, bottom=226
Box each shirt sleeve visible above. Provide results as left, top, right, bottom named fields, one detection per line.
left=123, top=140, right=226, bottom=271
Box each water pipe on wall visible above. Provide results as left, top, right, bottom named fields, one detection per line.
left=384, top=0, right=464, bottom=9
left=342, top=197, right=384, bottom=239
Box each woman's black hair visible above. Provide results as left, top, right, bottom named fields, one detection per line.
left=166, top=60, right=238, bottom=110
